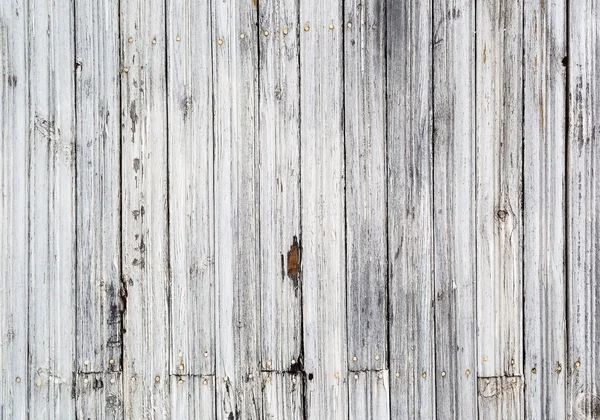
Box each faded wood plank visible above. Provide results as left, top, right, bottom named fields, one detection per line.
left=0, top=1, right=28, bottom=418
left=27, top=0, right=77, bottom=416
left=476, top=0, right=524, bottom=380
left=299, top=1, right=347, bottom=419
left=344, top=0, right=388, bottom=372
left=212, top=1, right=262, bottom=418
left=349, top=371, right=390, bottom=420
left=432, top=1, right=478, bottom=418
left=76, top=373, right=123, bottom=419
left=567, top=0, right=600, bottom=417
left=262, top=372, right=304, bottom=420
left=387, top=1, right=435, bottom=418
left=478, top=377, right=523, bottom=419
left=258, top=0, right=302, bottom=373
left=523, top=0, right=567, bottom=418
left=75, top=0, right=122, bottom=376
left=120, top=0, right=170, bottom=415
left=170, top=375, right=215, bottom=419
left=167, top=0, right=214, bottom=376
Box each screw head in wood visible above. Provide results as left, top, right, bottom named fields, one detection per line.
left=485, top=379, right=490, bottom=384
left=375, top=354, right=380, bottom=361
left=152, top=39, right=156, bottom=44
left=354, top=374, right=359, bottom=380
left=329, top=24, right=334, bottom=30
left=532, top=367, right=537, bottom=374
left=347, top=22, right=352, bottom=28
left=176, top=36, right=181, bottom=42
left=110, top=378, right=115, bottom=384
left=334, top=372, right=339, bottom=379
left=292, top=377, right=297, bottom=383
left=218, top=39, right=223, bottom=45
left=422, top=372, right=427, bottom=378
left=395, top=372, right=400, bottom=378
left=178, top=378, right=184, bottom=384
left=203, top=379, right=208, bottom=385
left=511, top=359, right=515, bottom=366
left=283, top=28, right=289, bottom=35
left=109, top=359, right=115, bottom=365
left=84, top=378, right=89, bottom=384
left=441, top=371, right=446, bottom=377
left=155, top=376, right=160, bottom=383
left=576, top=361, right=581, bottom=369
left=557, top=364, right=562, bottom=373
left=178, top=364, right=184, bottom=370
left=204, top=351, right=209, bottom=358
left=352, top=356, right=358, bottom=362
left=178, top=351, right=183, bottom=358
left=266, top=360, right=272, bottom=368
left=128, top=37, right=133, bottom=43
left=131, top=377, right=136, bottom=382
left=240, top=33, right=245, bottom=39
left=465, top=369, right=470, bottom=376
left=304, top=25, right=310, bottom=32
left=123, top=67, right=129, bottom=73
left=84, top=360, right=90, bottom=366
left=263, top=30, right=269, bottom=36
left=378, top=372, right=383, bottom=379
left=223, top=376, right=228, bottom=382
left=483, top=356, right=488, bottom=362
left=16, top=377, right=21, bottom=383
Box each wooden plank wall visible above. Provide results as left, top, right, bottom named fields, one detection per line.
left=1, top=0, right=599, bottom=418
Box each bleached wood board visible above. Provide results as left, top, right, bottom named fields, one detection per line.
left=345, top=0, right=388, bottom=373
left=262, top=372, right=304, bottom=420
left=167, top=0, right=215, bottom=376
left=387, top=1, right=435, bottom=418
left=349, top=371, right=390, bottom=420
left=478, top=376, right=524, bottom=420
left=523, top=0, right=567, bottom=418
left=170, top=375, right=215, bottom=419
left=76, top=372, right=123, bottom=419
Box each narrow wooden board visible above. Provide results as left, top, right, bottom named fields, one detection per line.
left=349, top=371, right=390, bottom=420
left=258, top=0, right=302, bottom=372
left=478, top=377, right=523, bottom=419
left=76, top=373, right=123, bottom=419
left=387, top=1, right=435, bottom=418
left=0, top=1, right=28, bottom=417
left=345, top=0, right=388, bottom=373
left=476, top=0, right=524, bottom=378
left=299, top=1, right=347, bottom=418
left=120, top=0, right=170, bottom=415
left=567, top=0, right=600, bottom=417
left=27, top=0, right=77, bottom=416
left=212, top=1, right=262, bottom=418
left=523, top=0, right=567, bottom=418
left=262, top=372, right=304, bottom=420
left=432, top=0, right=478, bottom=418
left=167, top=0, right=214, bottom=376
left=170, top=375, right=215, bottom=419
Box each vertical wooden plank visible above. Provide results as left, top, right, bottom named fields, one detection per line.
left=76, top=373, right=123, bottom=419
left=258, top=0, right=302, bottom=372
left=212, top=0, right=261, bottom=418
left=299, top=0, right=346, bottom=418
left=120, top=0, right=170, bottom=415
left=75, top=0, right=122, bottom=378
left=0, top=1, right=28, bottom=417
left=478, top=377, right=523, bottom=419
left=387, top=1, right=435, bottom=418
left=262, top=373, right=304, bottom=420
left=349, top=371, right=390, bottom=420
left=344, top=0, right=388, bottom=372
left=567, top=0, right=600, bottom=417
left=167, top=0, right=214, bottom=377
left=27, top=0, right=77, bottom=416
left=523, top=0, right=567, bottom=418
left=170, top=375, right=215, bottom=419
left=476, top=0, right=524, bottom=380
left=432, top=0, right=477, bottom=418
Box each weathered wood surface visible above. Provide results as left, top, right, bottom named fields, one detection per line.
left=2, top=0, right=600, bottom=418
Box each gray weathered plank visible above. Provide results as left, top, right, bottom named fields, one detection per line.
left=167, top=0, right=214, bottom=377
left=212, top=1, right=262, bottom=418
left=567, top=0, right=600, bottom=417
left=476, top=0, right=524, bottom=381
left=120, top=0, right=170, bottom=415
left=27, top=0, right=77, bottom=416
left=349, top=371, right=390, bottom=420
left=258, top=0, right=302, bottom=373
left=262, top=373, right=304, bottom=420
left=432, top=1, right=478, bottom=418
left=523, top=0, right=567, bottom=418
left=478, top=377, right=523, bottom=419
left=170, top=375, right=215, bottom=419
left=76, top=373, right=123, bottom=419
left=345, top=0, right=388, bottom=373
left=0, top=1, right=28, bottom=417
left=299, top=1, right=347, bottom=418
left=387, top=1, right=435, bottom=418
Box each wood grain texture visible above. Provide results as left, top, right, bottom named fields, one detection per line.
left=387, top=1, right=435, bottom=418
left=432, top=1, right=478, bottom=418
left=258, top=0, right=302, bottom=373
left=120, top=0, right=170, bottom=415
left=0, top=1, right=28, bottom=417
left=478, top=377, right=524, bottom=419
left=167, top=0, right=214, bottom=376
left=212, top=0, right=262, bottom=418
left=523, top=0, right=567, bottom=418
left=76, top=373, right=123, bottom=419
left=344, top=0, right=388, bottom=373
left=299, top=1, right=347, bottom=418
left=349, top=371, right=390, bottom=420
left=567, top=0, right=600, bottom=417
left=476, top=0, right=524, bottom=379
left=170, top=375, right=215, bottom=419
left=27, top=0, right=77, bottom=416
left=262, top=372, right=304, bottom=420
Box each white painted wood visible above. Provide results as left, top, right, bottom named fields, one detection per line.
left=0, top=1, right=28, bottom=418
left=432, top=1, right=478, bottom=418
left=170, top=375, right=215, bottom=419
left=345, top=0, right=388, bottom=373
left=476, top=0, right=524, bottom=378
left=27, top=0, right=77, bottom=416
left=257, top=0, right=302, bottom=373
left=120, top=0, right=170, bottom=416
left=349, top=371, right=390, bottom=420
left=212, top=0, right=262, bottom=418
left=76, top=373, right=123, bottom=419
left=262, top=373, right=304, bottom=420
left=478, top=377, right=523, bottom=420
left=167, top=0, right=214, bottom=377
left=387, top=1, right=435, bottom=418
left=299, top=1, right=347, bottom=419
left=524, top=0, right=567, bottom=418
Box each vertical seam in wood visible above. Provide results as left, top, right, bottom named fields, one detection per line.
left=564, top=0, right=571, bottom=406
left=25, top=0, right=32, bottom=411
left=384, top=0, right=391, bottom=416
left=73, top=0, right=79, bottom=412
left=473, top=0, right=479, bottom=416
left=520, top=0, right=526, bottom=414
left=430, top=0, right=437, bottom=418
left=117, top=0, right=125, bottom=383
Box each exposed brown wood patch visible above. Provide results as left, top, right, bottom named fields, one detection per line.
left=287, top=236, right=301, bottom=282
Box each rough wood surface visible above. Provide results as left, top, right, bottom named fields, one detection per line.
left=349, top=371, right=390, bottom=420
left=169, top=375, right=215, bottom=419
left=262, top=373, right=304, bottom=420
left=478, top=377, right=524, bottom=419
left=76, top=373, right=123, bottom=419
